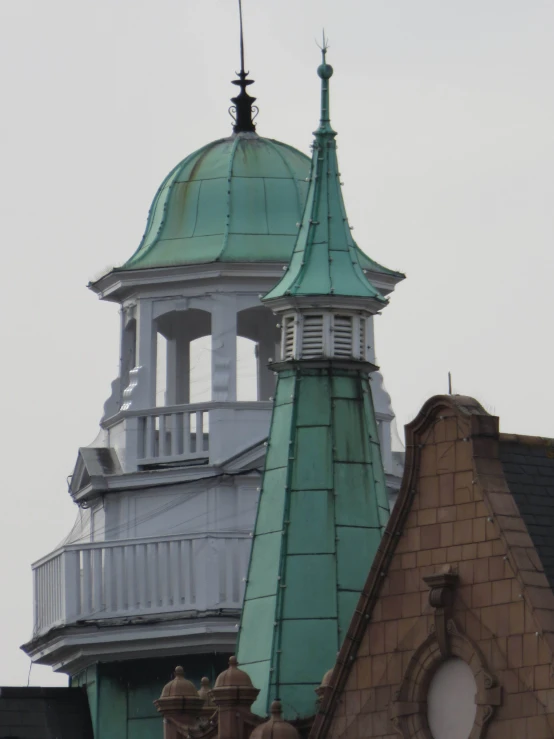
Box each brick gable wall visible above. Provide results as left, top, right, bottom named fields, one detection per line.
left=320, top=401, right=554, bottom=739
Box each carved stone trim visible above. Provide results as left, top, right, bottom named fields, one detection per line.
left=390, top=612, right=502, bottom=739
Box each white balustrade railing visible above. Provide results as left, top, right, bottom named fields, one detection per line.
left=137, top=407, right=209, bottom=464
left=100, top=401, right=274, bottom=470
left=32, top=533, right=251, bottom=637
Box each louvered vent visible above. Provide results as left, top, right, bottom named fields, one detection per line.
left=359, top=318, right=366, bottom=359
left=302, top=315, right=324, bottom=358
left=283, top=315, right=296, bottom=359
left=333, top=315, right=354, bottom=357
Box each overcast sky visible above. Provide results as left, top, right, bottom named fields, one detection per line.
left=1, top=0, right=553, bottom=687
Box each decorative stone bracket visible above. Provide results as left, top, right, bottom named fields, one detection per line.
left=422, top=570, right=459, bottom=657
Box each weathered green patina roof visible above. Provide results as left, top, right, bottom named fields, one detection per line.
left=236, top=366, right=390, bottom=718
left=121, top=135, right=309, bottom=269
left=117, top=133, right=403, bottom=275
left=236, top=50, right=392, bottom=720
left=264, top=51, right=388, bottom=301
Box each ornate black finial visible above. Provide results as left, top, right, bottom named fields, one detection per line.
left=229, top=0, right=258, bottom=133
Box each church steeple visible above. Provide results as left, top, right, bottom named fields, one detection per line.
left=236, top=47, right=390, bottom=719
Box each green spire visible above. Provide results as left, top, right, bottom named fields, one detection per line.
left=264, top=44, right=387, bottom=302
left=236, top=49, right=390, bottom=720
left=236, top=369, right=390, bottom=719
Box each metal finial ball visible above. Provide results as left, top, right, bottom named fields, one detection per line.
left=317, top=63, right=333, bottom=79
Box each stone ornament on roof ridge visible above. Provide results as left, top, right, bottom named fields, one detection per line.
left=250, top=700, right=301, bottom=739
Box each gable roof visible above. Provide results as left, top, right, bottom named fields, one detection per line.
left=69, top=447, right=122, bottom=501
left=310, top=394, right=554, bottom=739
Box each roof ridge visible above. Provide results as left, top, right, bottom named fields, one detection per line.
left=499, top=432, right=554, bottom=446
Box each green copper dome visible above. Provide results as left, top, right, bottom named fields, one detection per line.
left=118, top=132, right=403, bottom=275
left=121, top=133, right=311, bottom=269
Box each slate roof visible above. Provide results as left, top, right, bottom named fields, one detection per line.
left=499, top=434, right=554, bottom=590
left=0, top=687, right=93, bottom=739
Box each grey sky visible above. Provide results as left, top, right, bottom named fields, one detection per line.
left=1, top=0, right=553, bottom=686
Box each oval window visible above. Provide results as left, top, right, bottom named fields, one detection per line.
left=427, top=658, right=477, bottom=739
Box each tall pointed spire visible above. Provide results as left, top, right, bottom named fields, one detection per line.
left=264, top=40, right=385, bottom=302
left=236, top=47, right=390, bottom=720
left=229, top=0, right=258, bottom=133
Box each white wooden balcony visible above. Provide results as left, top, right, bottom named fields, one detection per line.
left=103, top=401, right=273, bottom=471
left=32, top=532, right=251, bottom=638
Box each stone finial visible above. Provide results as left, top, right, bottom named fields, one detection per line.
left=154, top=666, right=205, bottom=738
left=210, top=656, right=260, bottom=709
left=161, top=666, right=200, bottom=699
left=315, top=668, right=334, bottom=703
left=214, top=656, right=254, bottom=688
left=198, top=676, right=215, bottom=707
left=250, top=700, right=300, bottom=739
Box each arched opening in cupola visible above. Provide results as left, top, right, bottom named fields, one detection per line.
left=237, top=306, right=280, bottom=401
left=155, top=308, right=212, bottom=406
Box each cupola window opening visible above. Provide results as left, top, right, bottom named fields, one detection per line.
left=237, top=305, right=280, bottom=401
left=149, top=308, right=213, bottom=407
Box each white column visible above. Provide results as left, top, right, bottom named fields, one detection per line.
left=134, top=299, right=157, bottom=409
left=167, top=331, right=191, bottom=405
left=211, top=297, right=237, bottom=401
left=257, top=337, right=275, bottom=400
left=120, top=318, right=137, bottom=393
left=366, top=316, right=376, bottom=364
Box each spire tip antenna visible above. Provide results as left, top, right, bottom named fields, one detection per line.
left=238, top=0, right=246, bottom=73
left=316, top=29, right=330, bottom=59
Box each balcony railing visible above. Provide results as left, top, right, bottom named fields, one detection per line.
left=138, top=408, right=209, bottom=464
left=32, top=533, right=251, bottom=637
left=102, top=401, right=273, bottom=470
